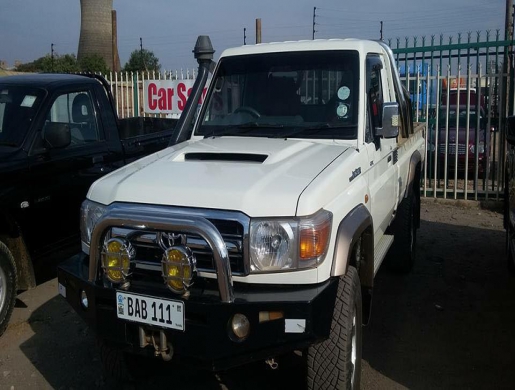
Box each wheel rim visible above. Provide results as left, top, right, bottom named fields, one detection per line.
left=350, top=305, right=357, bottom=387
left=0, top=265, right=6, bottom=315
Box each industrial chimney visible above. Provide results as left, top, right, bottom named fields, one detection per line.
left=78, top=0, right=120, bottom=71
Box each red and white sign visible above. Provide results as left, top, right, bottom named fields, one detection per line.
left=144, top=80, right=208, bottom=115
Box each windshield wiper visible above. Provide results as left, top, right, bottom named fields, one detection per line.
left=204, top=122, right=284, bottom=138
left=0, top=142, right=18, bottom=147
left=272, top=124, right=355, bottom=139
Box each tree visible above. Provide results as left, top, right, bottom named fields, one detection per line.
left=15, top=53, right=80, bottom=73
left=123, top=49, right=161, bottom=73
left=79, top=54, right=110, bottom=74
left=58, top=54, right=81, bottom=73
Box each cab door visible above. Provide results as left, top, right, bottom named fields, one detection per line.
left=364, top=54, right=398, bottom=244
left=25, top=86, right=111, bottom=257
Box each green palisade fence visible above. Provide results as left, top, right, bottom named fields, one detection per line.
left=390, top=31, right=514, bottom=201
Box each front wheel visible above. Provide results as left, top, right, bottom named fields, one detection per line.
left=0, top=241, right=17, bottom=337
left=305, top=266, right=362, bottom=390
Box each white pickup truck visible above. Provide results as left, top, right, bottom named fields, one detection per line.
left=58, top=36, right=425, bottom=389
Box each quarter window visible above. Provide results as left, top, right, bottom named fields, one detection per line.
left=366, top=55, right=384, bottom=131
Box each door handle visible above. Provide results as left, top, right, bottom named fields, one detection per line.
left=92, top=155, right=104, bottom=164
left=387, top=155, right=392, bottom=163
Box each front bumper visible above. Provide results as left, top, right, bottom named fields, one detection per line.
left=58, top=253, right=338, bottom=371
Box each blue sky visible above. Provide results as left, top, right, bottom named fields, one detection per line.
left=0, top=0, right=506, bottom=71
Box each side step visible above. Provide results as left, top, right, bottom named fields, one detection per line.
left=374, top=234, right=394, bottom=274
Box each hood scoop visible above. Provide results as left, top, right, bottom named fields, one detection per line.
left=184, top=152, right=268, bottom=163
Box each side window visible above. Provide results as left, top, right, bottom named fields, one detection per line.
left=364, top=96, right=374, bottom=144
left=44, top=90, right=99, bottom=147
left=366, top=55, right=384, bottom=131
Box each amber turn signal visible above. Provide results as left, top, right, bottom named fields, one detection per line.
left=299, top=216, right=331, bottom=260
left=259, top=311, right=284, bottom=323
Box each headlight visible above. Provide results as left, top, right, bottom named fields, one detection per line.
left=250, top=221, right=296, bottom=271
left=80, top=200, right=107, bottom=249
left=469, top=142, right=485, bottom=154
left=249, top=209, right=332, bottom=272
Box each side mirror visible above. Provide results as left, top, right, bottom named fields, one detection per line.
left=507, top=116, right=515, bottom=145
left=42, top=122, right=71, bottom=149
left=375, top=102, right=400, bottom=139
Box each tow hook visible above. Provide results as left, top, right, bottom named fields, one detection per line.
left=139, top=327, right=174, bottom=361
left=265, top=358, right=278, bottom=370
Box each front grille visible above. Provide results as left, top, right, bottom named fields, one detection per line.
left=439, top=143, right=467, bottom=155
left=109, top=218, right=247, bottom=277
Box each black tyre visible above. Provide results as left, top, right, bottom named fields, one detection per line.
left=386, top=191, right=418, bottom=273
left=505, top=170, right=515, bottom=275
left=306, top=266, right=362, bottom=390
left=0, top=241, right=17, bottom=337
left=507, top=227, right=515, bottom=275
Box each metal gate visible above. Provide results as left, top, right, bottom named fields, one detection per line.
left=102, top=69, right=197, bottom=119
left=391, top=30, right=514, bottom=200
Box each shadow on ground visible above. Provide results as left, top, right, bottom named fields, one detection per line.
left=363, top=219, right=515, bottom=389
left=18, top=219, right=515, bottom=389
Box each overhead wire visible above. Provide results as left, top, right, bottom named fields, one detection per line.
left=9, top=2, right=506, bottom=71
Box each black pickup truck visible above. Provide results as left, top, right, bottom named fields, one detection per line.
left=0, top=73, right=176, bottom=335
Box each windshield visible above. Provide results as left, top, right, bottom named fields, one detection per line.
left=0, top=85, right=46, bottom=147
left=196, top=50, right=360, bottom=139
left=439, top=108, right=484, bottom=129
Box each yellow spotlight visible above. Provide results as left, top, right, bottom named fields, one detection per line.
left=162, top=246, right=196, bottom=294
left=101, top=238, right=134, bottom=283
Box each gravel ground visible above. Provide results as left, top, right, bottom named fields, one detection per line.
left=0, top=198, right=514, bottom=390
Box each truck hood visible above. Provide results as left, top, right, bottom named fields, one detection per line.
left=88, top=137, right=349, bottom=217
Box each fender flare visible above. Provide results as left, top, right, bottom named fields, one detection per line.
left=330, top=204, right=374, bottom=288
left=404, top=150, right=422, bottom=199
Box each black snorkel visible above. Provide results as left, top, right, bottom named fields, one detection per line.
left=168, top=35, right=215, bottom=146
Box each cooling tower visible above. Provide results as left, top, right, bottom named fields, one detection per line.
left=78, top=0, right=120, bottom=70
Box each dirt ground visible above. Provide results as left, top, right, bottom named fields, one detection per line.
left=0, top=198, right=514, bottom=390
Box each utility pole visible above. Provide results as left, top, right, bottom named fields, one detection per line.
left=505, top=0, right=514, bottom=117
left=380, top=21, right=383, bottom=40
left=244, top=28, right=247, bottom=45
left=256, top=19, right=262, bottom=44
left=312, top=7, right=317, bottom=40
left=51, top=43, right=54, bottom=72
left=506, top=0, right=513, bottom=42
left=112, top=10, right=120, bottom=72
left=140, top=37, right=147, bottom=72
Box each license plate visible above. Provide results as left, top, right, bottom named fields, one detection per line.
left=116, top=291, right=185, bottom=331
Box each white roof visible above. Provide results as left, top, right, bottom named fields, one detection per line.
left=220, top=39, right=385, bottom=58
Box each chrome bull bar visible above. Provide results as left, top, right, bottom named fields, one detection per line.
left=88, top=203, right=234, bottom=303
